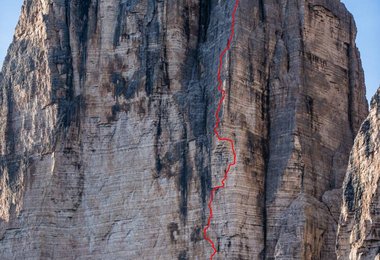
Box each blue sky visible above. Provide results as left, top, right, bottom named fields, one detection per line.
left=0, top=0, right=379, bottom=100
left=0, top=0, right=23, bottom=66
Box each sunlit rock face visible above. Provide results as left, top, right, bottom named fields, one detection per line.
left=337, top=88, right=380, bottom=260
left=0, top=0, right=367, bottom=259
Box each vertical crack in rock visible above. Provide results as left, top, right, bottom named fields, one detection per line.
left=144, top=0, right=160, bottom=96
left=1, top=82, right=20, bottom=188
left=49, top=0, right=82, bottom=131
left=154, top=98, right=163, bottom=178
left=73, top=0, right=91, bottom=88
left=113, top=1, right=126, bottom=47
left=179, top=125, right=191, bottom=224
left=198, top=0, right=211, bottom=43
left=258, top=0, right=265, bottom=22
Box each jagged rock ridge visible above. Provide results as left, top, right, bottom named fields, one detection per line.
left=0, top=0, right=368, bottom=259
left=337, top=88, right=380, bottom=259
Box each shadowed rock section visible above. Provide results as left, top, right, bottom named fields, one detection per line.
left=337, top=88, right=380, bottom=259
left=0, top=0, right=368, bottom=259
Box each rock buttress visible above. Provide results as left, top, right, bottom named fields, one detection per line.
left=337, top=88, right=380, bottom=260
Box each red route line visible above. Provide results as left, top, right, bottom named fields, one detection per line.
left=203, top=0, right=240, bottom=259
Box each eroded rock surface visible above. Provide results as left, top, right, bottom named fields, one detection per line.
left=0, top=0, right=368, bottom=259
left=337, top=88, right=380, bottom=260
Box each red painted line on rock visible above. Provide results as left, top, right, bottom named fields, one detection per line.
left=203, top=1, right=239, bottom=259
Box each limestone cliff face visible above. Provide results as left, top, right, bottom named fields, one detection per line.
left=337, top=88, right=380, bottom=260
left=0, top=0, right=368, bottom=259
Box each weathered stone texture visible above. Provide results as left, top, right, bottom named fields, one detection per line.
left=0, top=0, right=368, bottom=259
left=265, top=1, right=368, bottom=258
left=337, top=88, right=380, bottom=260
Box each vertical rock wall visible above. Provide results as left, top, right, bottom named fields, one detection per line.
left=337, top=88, right=380, bottom=260
left=265, top=1, right=368, bottom=258
left=0, top=0, right=368, bottom=259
